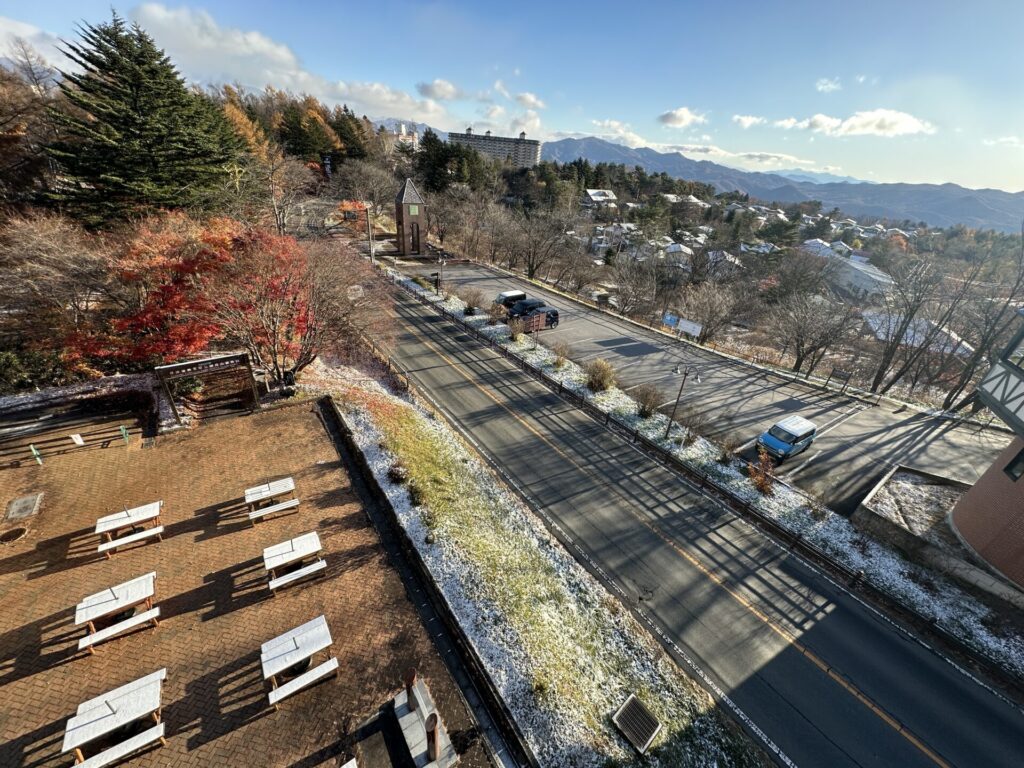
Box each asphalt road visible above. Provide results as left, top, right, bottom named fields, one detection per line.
left=387, top=290, right=1023, bottom=768
left=408, top=262, right=1010, bottom=515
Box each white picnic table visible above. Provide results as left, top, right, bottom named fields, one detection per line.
left=245, top=477, right=295, bottom=510
left=95, top=501, right=162, bottom=541
left=261, top=615, right=333, bottom=683
left=75, top=572, right=156, bottom=632
left=263, top=532, right=322, bottom=577
left=62, top=668, right=166, bottom=761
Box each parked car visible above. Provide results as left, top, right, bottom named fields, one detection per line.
left=756, top=415, right=817, bottom=461
left=495, top=290, right=527, bottom=309
left=507, top=297, right=546, bottom=319
left=524, top=306, right=559, bottom=328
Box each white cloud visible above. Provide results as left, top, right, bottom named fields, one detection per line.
left=510, top=109, right=542, bottom=136
left=591, top=119, right=649, bottom=148
left=128, top=4, right=450, bottom=123
left=822, top=165, right=843, bottom=172
left=415, top=78, right=461, bottom=100
left=483, top=104, right=506, bottom=121
left=493, top=79, right=510, bottom=99
left=984, top=136, right=1023, bottom=148
left=664, top=142, right=814, bottom=167
left=512, top=66, right=521, bottom=76
left=516, top=91, right=546, bottom=109
left=855, top=74, right=867, bottom=84
left=657, top=106, right=708, bottom=128
left=774, top=109, right=935, bottom=137
left=816, top=77, right=842, bottom=93
left=0, top=15, right=66, bottom=65
left=732, top=114, right=766, bottom=129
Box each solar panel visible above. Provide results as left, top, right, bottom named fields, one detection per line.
left=612, top=693, right=662, bottom=754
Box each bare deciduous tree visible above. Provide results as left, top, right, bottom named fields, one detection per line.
left=681, top=282, right=739, bottom=344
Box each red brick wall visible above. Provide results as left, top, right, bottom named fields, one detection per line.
left=951, top=437, right=1024, bottom=588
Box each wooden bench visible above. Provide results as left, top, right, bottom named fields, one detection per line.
left=75, top=723, right=166, bottom=767
left=97, top=526, right=165, bottom=559
left=78, top=608, right=160, bottom=654
left=268, top=657, right=338, bottom=710
left=249, top=498, right=300, bottom=525
left=268, top=560, right=326, bottom=595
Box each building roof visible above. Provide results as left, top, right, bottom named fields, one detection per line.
left=396, top=178, right=425, bottom=205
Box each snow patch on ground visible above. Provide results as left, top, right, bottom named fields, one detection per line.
left=398, top=276, right=1024, bottom=679
left=304, top=359, right=765, bottom=767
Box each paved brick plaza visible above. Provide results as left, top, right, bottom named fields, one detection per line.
left=0, top=403, right=490, bottom=767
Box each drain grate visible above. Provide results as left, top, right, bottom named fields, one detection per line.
left=612, top=693, right=662, bottom=754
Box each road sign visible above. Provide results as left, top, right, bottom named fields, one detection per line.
left=676, top=318, right=703, bottom=338
left=662, top=312, right=679, bottom=327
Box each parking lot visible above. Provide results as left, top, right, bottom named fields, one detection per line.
left=405, top=261, right=1010, bottom=514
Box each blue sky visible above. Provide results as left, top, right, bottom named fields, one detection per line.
left=2, top=1, right=1022, bottom=190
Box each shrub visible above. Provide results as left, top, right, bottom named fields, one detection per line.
left=460, top=287, right=485, bottom=314
left=387, top=460, right=410, bottom=485
left=676, top=406, right=706, bottom=445
left=508, top=317, right=525, bottom=341
left=412, top=275, right=433, bottom=290
left=408, top=479, right=425, bottom=507
left=551, top=340, right=571, bottom=370
left=750, top=447, right=776, bottom=496
left=717, top=436, right=739, bottom=465
left=585, top=358, right=616, bottom=392
left=634, top=383, right=663, bottom=419
left=487, top=302, right=506, bottom=325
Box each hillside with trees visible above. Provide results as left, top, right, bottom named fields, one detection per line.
left=1, top=11, right=1022, bottom=413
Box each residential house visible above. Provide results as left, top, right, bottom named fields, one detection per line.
left=583, top=189, right=618, bottom=208
left=825, top=254, right=894, bottom=300
left=802, top=238, right=834, bottom=257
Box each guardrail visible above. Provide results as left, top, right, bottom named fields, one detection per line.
left=394, top=279, right=1024, bottom=698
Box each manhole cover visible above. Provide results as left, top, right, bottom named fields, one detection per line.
left=5, top=493, right=42, bottom=521
left=0, top=527, right=27, bottom=544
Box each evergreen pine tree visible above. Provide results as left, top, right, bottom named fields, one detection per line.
left=47, top=14, right=242, bottom=226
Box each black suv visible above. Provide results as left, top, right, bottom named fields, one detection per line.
left=507, top=297, right=546, bottom=319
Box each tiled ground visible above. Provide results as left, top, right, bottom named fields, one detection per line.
left=0, top=403, right=491, bottom=767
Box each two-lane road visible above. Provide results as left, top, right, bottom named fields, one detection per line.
left=387, top=291, right=1023, bottom=768
left=412, top=262, right=1009, bottom=514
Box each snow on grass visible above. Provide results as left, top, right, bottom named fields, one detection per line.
left=303, top=362, right=768, bottom=768
left=397, top=276, right=1024, bottom=679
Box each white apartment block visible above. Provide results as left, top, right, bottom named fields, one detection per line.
left=447, top=127, right=542, bottom=168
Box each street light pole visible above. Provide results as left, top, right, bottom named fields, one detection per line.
left=664, top=363, right=700, bottom=440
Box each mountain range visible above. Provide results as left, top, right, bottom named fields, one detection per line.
left=540, top=137, right=1023, bottom=232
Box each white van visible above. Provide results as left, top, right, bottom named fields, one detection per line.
left=495, top=290, right=527, bottom=309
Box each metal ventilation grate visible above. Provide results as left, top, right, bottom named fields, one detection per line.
left=612, top=693, right=662, bottom=754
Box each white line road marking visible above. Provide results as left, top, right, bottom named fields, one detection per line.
left=779, top=450, right=821, bottom=479
left=816, top=404, right=870, bottom=437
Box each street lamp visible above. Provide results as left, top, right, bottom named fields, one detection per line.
left=664, top=363, right=701, bottom=440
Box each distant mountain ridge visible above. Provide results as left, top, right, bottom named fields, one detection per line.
left=772, top=169, right=875, bottom=185
left=541, top=137, right=1024, bottom=232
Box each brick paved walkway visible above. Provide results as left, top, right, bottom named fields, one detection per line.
left=0, top=404, right=491, bottom=767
